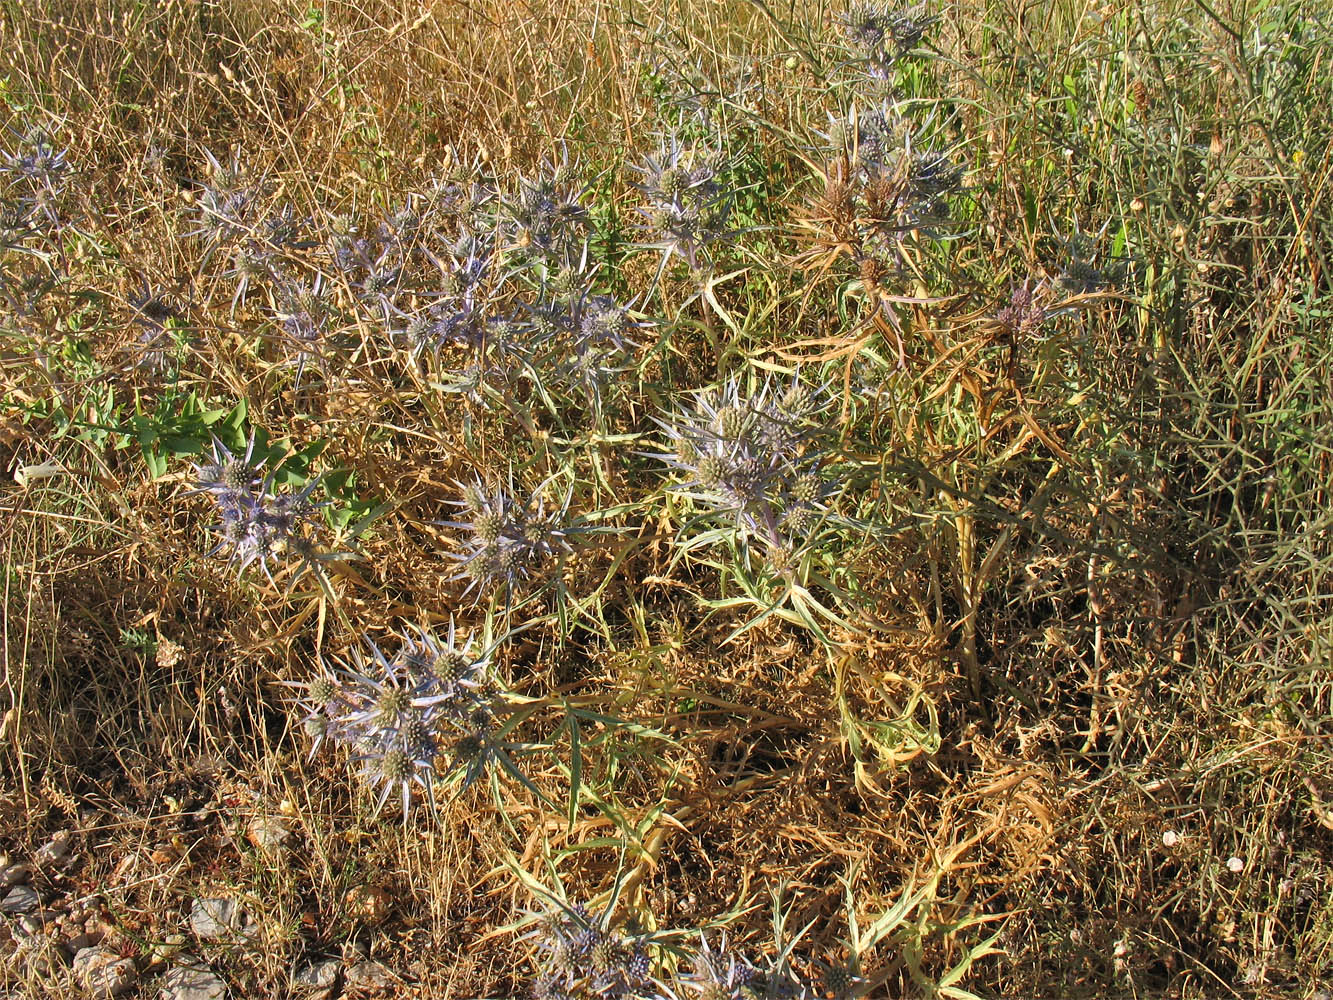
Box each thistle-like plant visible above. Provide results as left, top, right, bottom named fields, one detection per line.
left=525, top=900, right=661, bottom=1000
left=500, top=154, right=591, bottom=270
left=676, top=935, right=758, bottom=1000
left=294, top=622, right=504, bottom=821
left=1055, top=226, right=1126, bottom=294
left=654, top=374, right=834, bottom=555
left=994, top=278, right=1051, bottom=336
left=839, top=2, right=940, bottom=77
left=191, top=434, right=333, bottom=583
left=190, top=148, right=263, bottom=254
left=1, top=124, right=69, bottom=228
left=632, top=137, right=736, bottom=276
left=818, top=106, right=964, bottom=276
left=273, top=275, right=335, bottom=383
left=441, top=476, right=576, bottom=599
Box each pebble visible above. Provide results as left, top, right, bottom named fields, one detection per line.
left=345, top=959, right=392, bottom=995
left=35, top=832, right=73, bottom=867
left=294, top=956, right=342, bottom=996
left=245, top=816, right=291, bottom=856
left=342, top=885, right=392, bottom=925
left=189, top=897, right=255, bottom=941
left=0, top=863, right=31, bottom=889
left=1, top=885, right=38, bottom=914
left=162, top=957, right=227, bottom=1000
left=72, top=944, right=137, bottom=998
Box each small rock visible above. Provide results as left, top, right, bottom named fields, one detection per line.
left=66, top=918, right=107, bottom=953
left=294, top=956, right=342, bottom=995
left=162, top=957, right=227, bottom=1000
left=345, top=960, right=392, bottom=995
left=73, top=944, right=136, bottom=998
left=19, top=910, right=57, bottom=934
left=245, top=816, right=291, bottom=856
left=0, top=863, right=31, bottom=888
left=144, top=933, right=187, bottom=972
left=1, top=885, right=38, bottom=914
left=11, top=923, right=65, bottom=976
left=341, top=885, right=392, bottom=925
left=189, top=897, right=252, bottom=941
left=35, top=832, right=73, bottom=867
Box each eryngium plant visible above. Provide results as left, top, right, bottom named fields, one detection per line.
left=633, top=137, right=736, bottom=275
left=442, top=476, right=577, bottom=598
left=499, top=154, right=591, bottom=270
left=191, top=434, right=333, bottom=582
left=654, top=374, right=834, bottom=556
left=295, top=622, right=506, bottom=821
left=839, top=2, right=940, bottom=77
left=819, top=106, right=964, bottom=276
left=1, top=124, right=69, bottom=229
left=527, top=901, right=661, bottom=1000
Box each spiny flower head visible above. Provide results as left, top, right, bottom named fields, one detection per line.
left=501, top=154, right=591, bottom=267
left=839, top=2, right=940, bottom=76
left=653, top=374, right=835, bottom=549
left=677, top=935, right=756, bottom=1000
left=525, top=900, right=660, bottom=1000
left=191, top=434, right=330, bottom=581
left=190, top=148, right=264, bottom=249
left=299, top=622, right=501, bottom=821
left=442, top=476, right=576, bottom=596
left=633, top=137, right=735, bottom=271
left=995, top=278, right=1050, bottom=335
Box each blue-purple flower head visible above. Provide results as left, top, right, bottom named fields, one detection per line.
left=677, top=935, right=757, bottom=1000
left=442, top=477, right=576, bottom=596
left=501, top=154, right=591, bottom=268
left=633, top=137, right=735, bottom=272
left=839, top=2, right=940, bottom=76
left=191, top=434, right=328, bottom=581
left=296, top=622, right=499, bottom=821
left=1, top=125, right=70, bottom=227
left=654, top=374, right=834, bottom=549
left=190, top=148, right=264, bottom=250
left=525, top=900, right=659, bottom=1000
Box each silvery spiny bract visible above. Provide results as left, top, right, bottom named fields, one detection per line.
left=500, top=154, right=591, bottom=269
left=633, top=137, right=736, bottom=273
left=1, top=125, right=69, bottom=227
left=510, top=270, right=642, bottom=417
left=442, top=477, right=576, bottom=597
left=274, top=275, right=335, bottom=383
left=822, top=106, right=964, bottom=271
left=526, top=900, right=661, bottom=1000
left=676, top=935, right=757, bottom=1000
left=840, top=3, right=940, bottom=76
left=190, top=148, right=264, bottom=252
left=1056, top=228, right=1126, bottom=294
left=295, top=622, right=502, bottom=821
left=191, top=434, right=328, bottom=582
left=654, top=374, right=834, bottom=552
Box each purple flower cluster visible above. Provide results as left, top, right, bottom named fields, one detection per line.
left=528, top=902, right=660, bottom=1000
left=823, top=106, right=964, bottom=273
left=840, top=3, right=940, bottom=76
left=0, top=125, right=69, bottom=230
left=191, top=435, right=326, bottom=581
left=295, top=622, right=501, bottom=820
left=655, top=375, right=833, bottom=551
left=441, top=478, right=575, bottom=597
left=633, top=138, right=735, bottom=273
left=501, top=155, right=591, bottom=269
